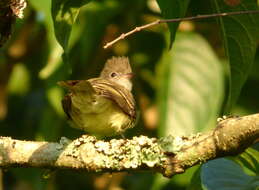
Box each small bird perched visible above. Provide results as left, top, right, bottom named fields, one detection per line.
left=58, top=57, right=136, bottom=138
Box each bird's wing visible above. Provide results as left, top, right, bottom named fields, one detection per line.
left=61, top=95, right=72, bottom=119
left=89, top=78, right=136, bottom=119
left=58, top=80, right=96, bottom=94
left=58, top=80, right=97, bottom=118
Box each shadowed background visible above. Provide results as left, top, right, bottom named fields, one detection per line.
left=0, top=0, right=258, bottom=189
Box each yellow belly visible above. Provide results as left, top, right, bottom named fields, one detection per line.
left=70, top=96, right=132, bottom=137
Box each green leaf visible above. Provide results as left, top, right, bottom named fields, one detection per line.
left=51, top=0, right=90, bottom=52
left=29, top=0, right=64, bottom=79
left=7, top=64, right=30, bottom=96
left=68, top=1, right=121, bottom=77
left=187, top=166, right=203, bottom=190
left=201, top=158, right=259, bottom=190
left=150, top=174, right=171, bottom=190
left=157, top=32, right=223, bottom=136
left=233, top=147, right=259, bottom=176
left=156, top=0, right=190, bottom=47
left=151, top=166, right=200, bottom=190
left=211, top=0, right=259, bottom=113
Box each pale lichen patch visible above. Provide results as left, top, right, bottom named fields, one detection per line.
left=77, top=135, right=166, bottom=171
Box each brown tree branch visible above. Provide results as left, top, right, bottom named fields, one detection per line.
left=0, top=113, right=258, bottom=178
left=103, top=10, right=259, bottom=49
left=0, top=0, right=27, bottom=47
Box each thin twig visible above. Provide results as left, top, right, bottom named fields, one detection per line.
left=103, top=10, right=259, bottom=49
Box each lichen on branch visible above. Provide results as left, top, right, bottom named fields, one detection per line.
left=0, top=113, right=258, bottom=178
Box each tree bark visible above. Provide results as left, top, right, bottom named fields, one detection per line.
left=0, top=113, right=258, bottom=178
left=0, top=0, right=27, bottom=47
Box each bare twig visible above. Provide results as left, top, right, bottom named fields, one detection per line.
left=103, top=10, right=259, bottom=49
left=0, top=113, right=258, bottom=177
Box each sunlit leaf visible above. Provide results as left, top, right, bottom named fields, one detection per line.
left=233, top=147, right=259, bottom=176
left=46, top=86, right=64, bottom=116
left=7, top=63, right=30, bottom=95
left=156, top=0, right=190, bottom=47
left=29, top=0, right=63, bottom=79
left=51, top=0, right=90, bottom=51
left=201, top=158, right=259, bottom=190
left=157, top=32, right=223, bottom=136
left=211, top=0, right=259, bottom=113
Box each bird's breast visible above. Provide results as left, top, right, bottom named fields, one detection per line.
left=70, top=96, right=132, bottom=137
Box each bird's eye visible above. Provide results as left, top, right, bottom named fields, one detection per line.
left=110, top=72, right=117, bottom=77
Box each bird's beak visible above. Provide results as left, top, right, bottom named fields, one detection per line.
left=123, top=73, right=134, bottom=79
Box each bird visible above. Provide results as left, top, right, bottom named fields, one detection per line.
left=58, top=56, right=136, bottom=138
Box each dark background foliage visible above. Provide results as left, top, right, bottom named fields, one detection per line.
left=0, top=0, right=258, bottom=189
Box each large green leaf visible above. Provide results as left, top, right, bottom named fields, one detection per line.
left=68, top=1, right=121, bottom=77
left=191, top=148, right=259, bottom=190
left=201, top=158, right=259, bottom=190
left=187, top=166, right=202, bottom=190
left=29, top=0, right=64, bottom=79
left=211, top=0, right=259, bottom=113
left=233, top=147, right=259, bottom=176
left=157, top=32, right=223, bottom=136
left=51, top=0, right=90, bottom=52
left=156, top=0, right=190, bottom=47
